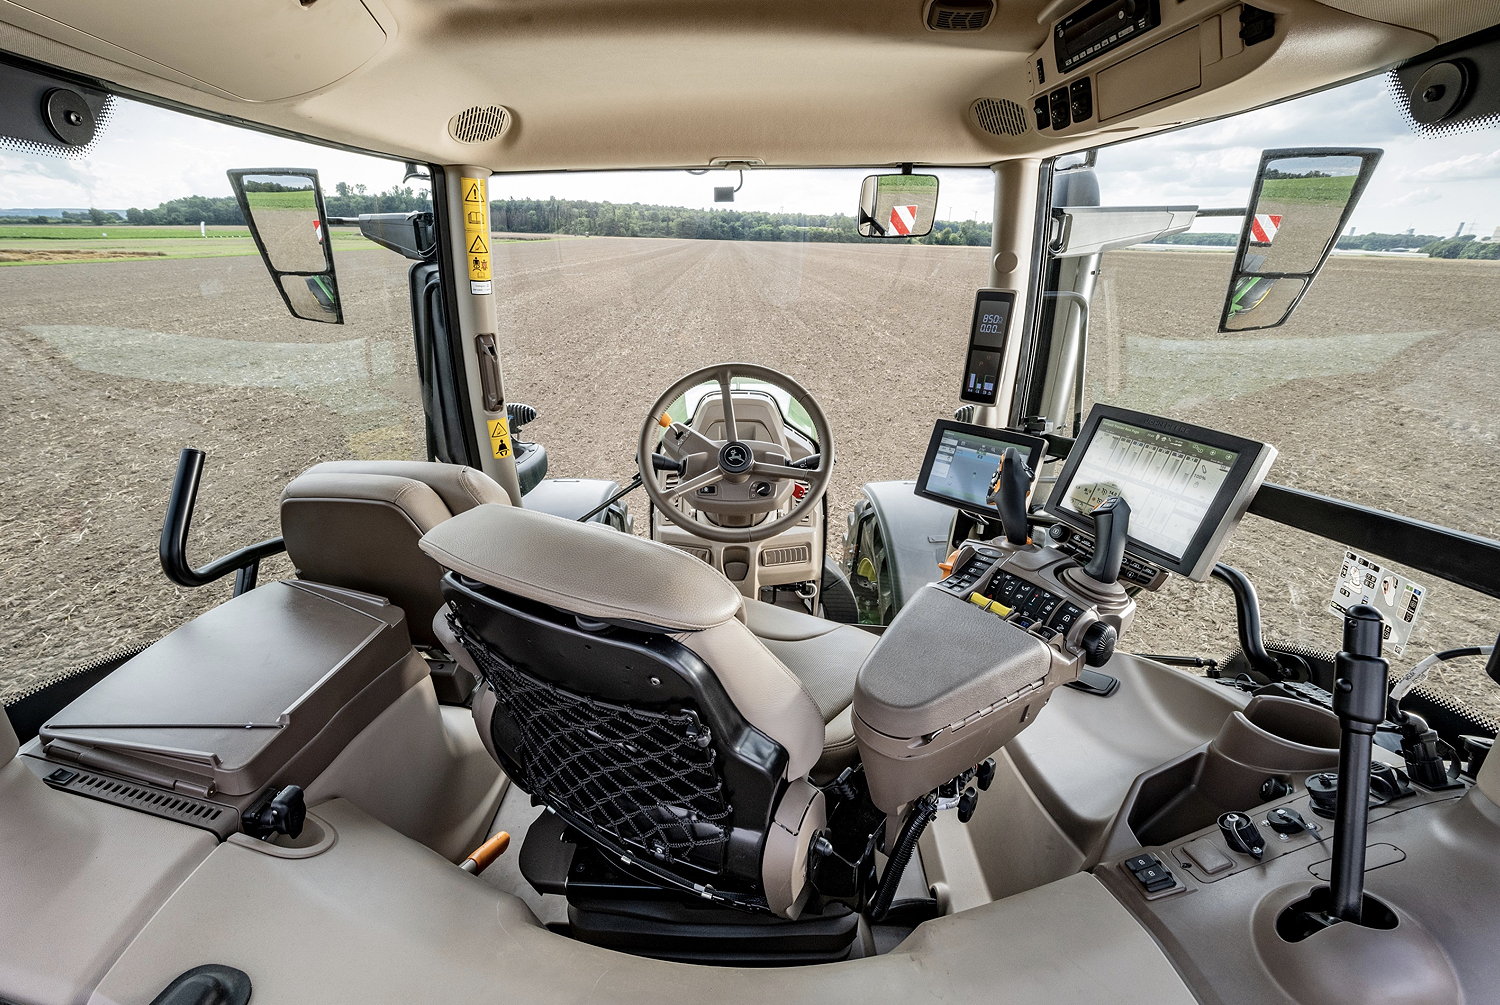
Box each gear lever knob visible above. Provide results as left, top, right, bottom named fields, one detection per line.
left=986, top=447, right=1033, bottom=547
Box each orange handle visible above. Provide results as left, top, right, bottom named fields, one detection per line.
left=938, top=549, right=960, bottom=577
left=658, top=412, right=673, bottom=428
left=461, top=830, right=511, bottom=876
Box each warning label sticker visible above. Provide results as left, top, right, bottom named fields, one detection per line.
left=1328, top=549, right=1426, bottom=656
left=487, top=416, right=512, bottom=460
left=461, top=176, right=492, bottom=295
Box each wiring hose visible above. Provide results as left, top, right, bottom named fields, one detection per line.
left=867, top=796, right=938, bottom=922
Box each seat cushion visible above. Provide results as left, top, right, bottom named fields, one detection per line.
left=743, top=600, right=876, bottom=779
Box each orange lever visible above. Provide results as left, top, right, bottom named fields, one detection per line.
left=938, top=549, right=959, bottom=577
left=459, top=830, right=511, bottom=876
left=658, top=412, right=673, bottom=428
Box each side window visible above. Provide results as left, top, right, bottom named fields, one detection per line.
left=1061, top=77, right=1500, bottom=714
left=0, top=96, right=428, bottom=700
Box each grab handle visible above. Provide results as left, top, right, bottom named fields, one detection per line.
left=160, top=448, right=286, bottom=595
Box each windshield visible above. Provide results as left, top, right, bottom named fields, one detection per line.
left=1044, top=75, right=1500, bottom=715
left=485, top=166, right=993, bottom=521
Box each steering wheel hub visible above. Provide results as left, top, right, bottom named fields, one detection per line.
left=718, top=440, right=754, bottom=474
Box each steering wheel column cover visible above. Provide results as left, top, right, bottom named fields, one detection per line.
left=638, top=362, right=834, bottom=545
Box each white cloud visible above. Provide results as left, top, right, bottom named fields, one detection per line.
left=1403, top=149, right=1500, bottom=182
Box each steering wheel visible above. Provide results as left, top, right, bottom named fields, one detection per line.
left=638, top=363, right=834, bottom=545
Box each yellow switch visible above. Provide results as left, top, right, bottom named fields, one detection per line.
left=968, top=592, right=994, bottom=612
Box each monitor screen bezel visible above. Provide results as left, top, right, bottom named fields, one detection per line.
left=915, top=419, right=1049, bottom=513
left=1042, top=404, right=1275, bottom=580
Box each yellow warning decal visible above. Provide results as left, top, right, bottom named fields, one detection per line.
left=487, top=416, right=512, bottom=460
left=461, top=176, right=492, bottom=293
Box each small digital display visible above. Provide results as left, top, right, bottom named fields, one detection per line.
left=915, top=420, right=1047, bottom=512
left=1044, top=405, right=1276, bottom=581
left=961, top=290, right=1015, bottom=405
left=1058, top=419, right=1238, bottom=561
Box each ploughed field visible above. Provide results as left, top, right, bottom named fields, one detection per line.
left=2, top=238, right=1498, bottom=716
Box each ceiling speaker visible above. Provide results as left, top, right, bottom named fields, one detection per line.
left=927, top=0, right=994, bottom=31
left=448, top=105, right=511, bottom=144
left=970, top=98, right=1029, bottom=137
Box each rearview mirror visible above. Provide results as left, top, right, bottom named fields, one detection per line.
left=857, top=173, right=940, bottom=238
left=1219, top=148, right=1381, bottom=332
left=227, top=168, right=343, bottom=324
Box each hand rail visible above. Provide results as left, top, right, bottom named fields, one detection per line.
left=159, top=448, right=286, bottom=595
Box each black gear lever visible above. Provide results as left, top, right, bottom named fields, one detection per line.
left=1328, top=604, right=1389, bottom=922
left=1083, top=496, right=1131, bottom=585
left=985, top=447, right=1033, bottom=546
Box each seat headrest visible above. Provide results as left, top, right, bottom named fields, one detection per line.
left=298, top=460, right=511, bottom=514
left=419, top=504, right=743, bottom=632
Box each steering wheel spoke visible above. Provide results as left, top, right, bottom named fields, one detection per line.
left=717, top=368, right=740, bottom=444
left=751, top=459, right=807, bottom=482
left=665, top=467, right=725, bottom=501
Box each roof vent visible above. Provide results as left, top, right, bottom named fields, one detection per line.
left=448, top=105, right=511, bottom=144
left=927, top=0, right=994, bottom=31
left=970, top=98, right=1030, bottom=137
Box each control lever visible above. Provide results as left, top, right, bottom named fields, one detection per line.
left=1083, top=496, right=1130, bottom=585
left=1328, top=604, right=1389, bottom=923
left=985, top=447, right=1032, bottom=546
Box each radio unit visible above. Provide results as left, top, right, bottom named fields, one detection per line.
left=1054, top=0, right=1160, bottom=74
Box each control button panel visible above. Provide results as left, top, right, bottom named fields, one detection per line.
left=939, top=547, right=1094, bottom=656
left=1124, top=852, right=1183, bottom=899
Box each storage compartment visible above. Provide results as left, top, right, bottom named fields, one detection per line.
left=40, top=581, right=424, bottom=812
left=1123, top=696, right=1340, bottom=846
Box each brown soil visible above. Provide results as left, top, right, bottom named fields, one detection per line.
left=0, top=249, right=167, bottom=263
left=1, top=240, right=1497, bottom=717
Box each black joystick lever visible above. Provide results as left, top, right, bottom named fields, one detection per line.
left=1083, top=496, right=1131, bottom=584
left=986, top=447, right=1033, bottom=547
left=1328, top=604, right=1389, bottom=923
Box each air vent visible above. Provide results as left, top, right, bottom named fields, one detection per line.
left=970, top=98, right=1030, bottom=137
left=761, top=545, right=812, bottom=567
left=448, top=105, right=511, bottom=144
left=927, top=0, right=994, bottom=31
left=43, top=766, right=231, bottom=833
left=675, top=546, right=712, bottom=564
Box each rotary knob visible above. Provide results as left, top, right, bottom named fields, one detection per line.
left=1081, top=621, right=1117, bottom=668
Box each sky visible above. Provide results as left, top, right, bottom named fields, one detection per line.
left=2, top=75, right=1497, bottom=238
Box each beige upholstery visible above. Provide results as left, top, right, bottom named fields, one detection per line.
left=420, top=504, right=743, bottom=633
left=0, top=711, right=16, bottom=764
left=418, top=505, right=825, bottom=778
left=743, top=599, right=875, bottom=779
left=281, top=461, right=509, bottom=647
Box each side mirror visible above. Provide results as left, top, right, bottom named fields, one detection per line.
left=227, top=168, right=343, bottom=324
left=857, top=173, right=940, bottom=238
left=1219, top=148, right=1381, bottom=332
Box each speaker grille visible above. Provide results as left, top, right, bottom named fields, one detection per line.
left=927, top=0, right=994, bottom=30
left=449, top=105, right=510, bottom=144
left=971, top=98, right=1030, bottom=137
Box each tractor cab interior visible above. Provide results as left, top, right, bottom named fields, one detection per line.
left=4, top=2, right=1500, bottom=1004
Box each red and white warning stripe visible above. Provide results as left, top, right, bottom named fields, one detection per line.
left=888, top=204, right=919, bottom=236
left=1249, top=213, right=1282, bottom=245
left=313, top=219, right=323, bottom=243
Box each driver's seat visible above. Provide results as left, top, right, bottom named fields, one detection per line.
left=419, top=503, right=833, bottom=917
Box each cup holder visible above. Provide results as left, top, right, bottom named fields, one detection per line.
left=1215, top=696, right=1341, bottom=773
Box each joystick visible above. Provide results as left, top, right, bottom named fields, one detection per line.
left=985, top=447, right=1033, bottom=546
left=1083, top=496, right=1131, bottom=585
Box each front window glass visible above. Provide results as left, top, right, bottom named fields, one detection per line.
left=1046, top=76, right=1500, bottom=713
left=0, top=96, right=427, bottom=701
left=485, top=167, right=994, bottom=524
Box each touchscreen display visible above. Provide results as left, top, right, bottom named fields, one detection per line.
left=917, top=421, right=1045, bottom=511
left=1057, top=418, right=1239, bottom=561
left=961, top=292, right=1014, bottom=403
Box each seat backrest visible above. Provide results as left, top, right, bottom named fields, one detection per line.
left=418, top=504, right=828, bottom=918
left=281, top=461, right=509, bottom=647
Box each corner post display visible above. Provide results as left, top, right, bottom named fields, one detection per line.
left=446, top=165, right=524, bottom=504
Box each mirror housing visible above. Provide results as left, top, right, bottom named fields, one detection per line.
left=1218, top=148, right=1382, bottom=332
left=857, top=172, right=940, bottom=238
left=227, top=168, right=343, bottom=324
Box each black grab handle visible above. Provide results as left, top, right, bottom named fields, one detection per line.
left=159, top=448, right=285, bottom=595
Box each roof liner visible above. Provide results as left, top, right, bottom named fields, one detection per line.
left=0, top=0, right=1487, bottom=170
